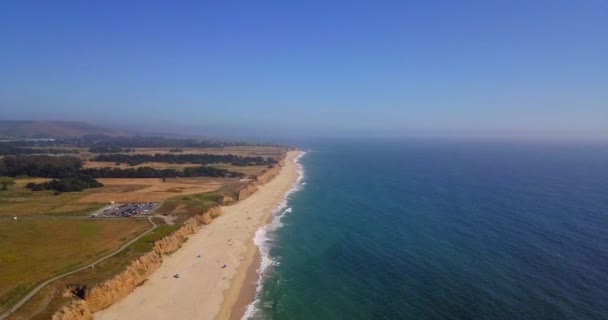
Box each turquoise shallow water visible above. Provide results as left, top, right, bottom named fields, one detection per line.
left=247, top=140, right=608, bottom=320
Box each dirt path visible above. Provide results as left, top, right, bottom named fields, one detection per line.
left=0, top=216, right=158, bottom=320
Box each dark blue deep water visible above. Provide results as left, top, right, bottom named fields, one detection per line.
left=249, top=140, right=608, bottom=320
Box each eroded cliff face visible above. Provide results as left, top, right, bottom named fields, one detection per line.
left=237, top=182, right=258, bottom=200
left=51, top=152, right=289, bottom=320
left=51, top=300, right=92, bottom=320
left=52, top=206, right=222, bottom=319
left=237, top=163, right=283, bottom=201
left=256, top=165, right=282, bottom=184
left=84, top=251, right=163, bottom=312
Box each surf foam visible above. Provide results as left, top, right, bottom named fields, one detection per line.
left=242, top=151, right=306, bottom=319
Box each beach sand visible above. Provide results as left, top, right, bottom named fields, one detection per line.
left=94, top=151, right=301, bottom=320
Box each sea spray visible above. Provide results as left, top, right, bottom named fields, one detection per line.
left=242, top=152, right=306, bottom=320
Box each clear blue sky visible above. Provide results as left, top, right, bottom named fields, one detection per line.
left=1, top=1, right=606, bottom=140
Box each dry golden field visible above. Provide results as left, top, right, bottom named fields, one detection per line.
left=76, top=177, right=233, bottom=203
left=83, top=161, right=201, bottom=170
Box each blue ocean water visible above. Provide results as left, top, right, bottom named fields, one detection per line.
left=247, top=140, right=608, bottom=320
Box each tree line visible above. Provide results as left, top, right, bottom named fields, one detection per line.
left=93, top=153, right=277, bottom=167
left=0, top=155, right=246, bottom=192
left=88, top=145, right=134, bottom=153
left=26, top=176, right=103, bottom=192
left=1, top=155, right=83, bottom=178
left=81, top=166, right=243, bottom=179
left=0, top=143, right=79, bottom=156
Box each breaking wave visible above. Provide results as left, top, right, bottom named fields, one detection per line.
left=242, top=151, right=306, bottom=319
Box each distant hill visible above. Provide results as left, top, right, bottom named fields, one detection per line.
left=0, top=121, right=125, bottom=139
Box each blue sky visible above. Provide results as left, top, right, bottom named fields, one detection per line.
left=1, top=1, right=606, bottom=140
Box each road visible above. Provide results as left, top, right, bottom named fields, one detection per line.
left=0, top=215, right=159, bottom=319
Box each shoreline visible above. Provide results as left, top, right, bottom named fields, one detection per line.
left=215, top=242, right=260, bottom=320
left=232, top=249, right=261, bottom=319
left=220, top=151, right=304, bottom=320
left=93, top=151, right=301, bottom=320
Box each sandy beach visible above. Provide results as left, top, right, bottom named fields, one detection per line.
left=94, top=151, right=301, bottom=320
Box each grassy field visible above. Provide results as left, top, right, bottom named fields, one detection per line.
left=9, top=217, right=182, bottom=319
left=156, top=190, right=226, bottom=222
left=0, top=177, right=232, bottom=216
left=0, top=179, right=106, bottom=217
left=0, top=219, right=151, bottom=314
left=1, top=145, right=288, bottom=318
left=83, top=161, right=201, bottom=170
left=206, top=163, right=270, bottom=176
left=77, top=177, right=229, bottom=203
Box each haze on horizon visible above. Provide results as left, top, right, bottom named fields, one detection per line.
left=0, top=1, right=606, bottom=141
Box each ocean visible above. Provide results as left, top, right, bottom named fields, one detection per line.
left=245, top=140, right=608, bottom=320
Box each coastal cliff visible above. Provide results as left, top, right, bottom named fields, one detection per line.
left=51, top=154, right=289, bottom=320
left=51, top=300, right=91, bottom=320
left=52, top=206, right=223, bottom=319
left=237, top=164, right=282, bottom=200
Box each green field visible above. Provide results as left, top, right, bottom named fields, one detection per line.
left=0, top=219, right=150, bottom=314
left=0, top=179, right=105, bottom=217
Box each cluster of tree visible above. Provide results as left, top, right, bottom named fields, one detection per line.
left=93, top=153, right=277, bottom=167
left=81, top=166, right=244, bottom=179
left=0, top=140, right=59, bottom=147
left=26, top=175, right=103, bottom=192
left=0, top=154, right=245, bottom=179
left=0, top=153, right=248, bottom=192
left=0, top=143, right=79, bottom=156
left=1, top=155, right=82, bottom=178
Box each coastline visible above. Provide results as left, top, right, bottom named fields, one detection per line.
left=218, top=150, right=304, bottom=320
left=228, top=151, right=305, bottom=320
left=93, top=151, right=301, bottom=320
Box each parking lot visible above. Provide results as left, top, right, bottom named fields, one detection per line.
left=91, top=202, right=160, bottom=218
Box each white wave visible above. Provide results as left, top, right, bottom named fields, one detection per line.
left=242, top=152, right=306, bottom=320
